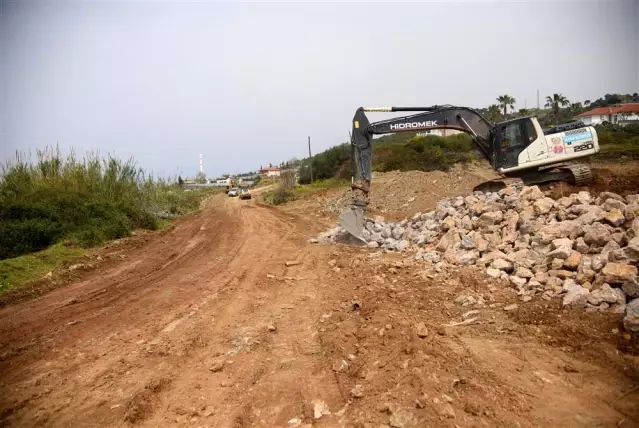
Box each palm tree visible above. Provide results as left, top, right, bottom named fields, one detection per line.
left=545, top=93, right=570, bottom=126
left=518, top=108, right=530, bottom=117
left=497, top=95, right=516, bottom=116
left=486, top=104, right=501, bottom=123
left=570, top=102, right=584, bottom=117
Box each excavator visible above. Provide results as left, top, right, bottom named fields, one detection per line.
left=339, top=105, right=600, bottom=240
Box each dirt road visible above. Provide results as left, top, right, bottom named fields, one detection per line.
left=1, top=192, right=638, bottom=427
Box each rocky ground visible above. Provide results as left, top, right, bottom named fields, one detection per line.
left=2, top=163, right=639, bottom=428
left=314, top=184, right=639, bottom=335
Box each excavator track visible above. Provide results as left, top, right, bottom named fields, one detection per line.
left=473, top=163, right=593, bottom=193
left=562, top=164, right=593, bottom=186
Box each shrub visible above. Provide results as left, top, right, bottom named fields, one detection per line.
left=0, top=146, right=210, bottom=260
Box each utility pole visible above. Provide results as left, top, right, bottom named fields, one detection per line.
left=308, top=136, right=313, bottom=183
left=537, top=89, right=540, bottom=110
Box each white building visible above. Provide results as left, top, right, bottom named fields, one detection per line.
left=575, top=104, right=639, bottom=126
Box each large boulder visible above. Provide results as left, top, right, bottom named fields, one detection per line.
left=476, top=211, right=504, bottom=228
left=537, top=220, right=582, bottom=242
left=583, top=223, right=612, bottom=246
left=578, top=206, right=607, bottom=225
left=601, top=263, right=638, bottom=284
left=533, top=198, right=555, bottom=215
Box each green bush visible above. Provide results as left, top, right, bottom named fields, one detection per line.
left=0, top=147, right=211, bottom=260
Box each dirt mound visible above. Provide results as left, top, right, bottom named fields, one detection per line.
left=547, top=163, right=639, bottom=199
left=317, top=250, right=639, bottom=427
left=286, top=162, right=498, bottom=221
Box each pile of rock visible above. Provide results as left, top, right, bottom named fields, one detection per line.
left=314, top=186, right=639, bottom=331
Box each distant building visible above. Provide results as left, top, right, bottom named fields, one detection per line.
left=575, top=104, right=639, bottom=126
left=259, top=167, right=281, bottom=177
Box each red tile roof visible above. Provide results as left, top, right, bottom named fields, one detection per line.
left=576, top=104, right=639, bottom=117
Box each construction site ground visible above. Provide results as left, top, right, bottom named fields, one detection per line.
left=1, top=161, right=639, bottom=428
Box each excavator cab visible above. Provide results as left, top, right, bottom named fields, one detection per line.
left=492, top=117, right=539, bottom=169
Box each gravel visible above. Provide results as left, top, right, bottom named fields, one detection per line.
left=314, top=186, right=639, bottom=329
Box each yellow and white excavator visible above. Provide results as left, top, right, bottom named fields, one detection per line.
left=339, top=105, right=600, bottom=239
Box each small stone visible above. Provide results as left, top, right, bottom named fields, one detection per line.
left=578, top=206, right=606, bottom=225
left=515, top=266, right=534, bottom=278
left=574, top=237, right=589, bottom=254
left=267, top=324, right=277, bottom=332
left=604, top=208, right=625, bottom=227
left=624, top=237, right=639, bottom=260
left=563, top=252, right=582, bottom=270
left=437, top=403, right=456, bottom=419
left=622, top=277, right=639, bottom=298
left=491, top=258, right=514, bottom=272
left=533, top=198, right=554, bottom=215
left=548, top=269, right=574, bottom=279
left=414, top=322, right=429, bottom=338
left=503, top=303, right=518, bottom=311
left=476, top=211, right=503, bottom=228
left=588, top=283, right=624, bottom=305
left=350, top=385, right=365, bottom=398
left=312, top=400, right=331, bottom=419
left=509, top=276, right=527, bottom=287
left=583, top=222, right=612, bottom=246
left=389, top=409, right=416, bottom=428
left=367, top=241, right=379, bottom=248
left=460, top=234, right=476, bottom=250
left=599, top=191, right=625, bottom=203
left=546, top=246, right=573, bottom=260
left=623, top=298, right=639, bottom=332
left=462, top=310, right=480, bottom=321
left=520, top=185, right=544, bottom=201
left=208, top=360, right=225, bottom=373
left=552, top=238, right=574, bottom=250
left=437, top=325, right=452, bottom=336
left=486, top=268, right=502, bottom=279
left=563, top=284, right=590, bottom=307
left=557, top=197, right=574, bottom=208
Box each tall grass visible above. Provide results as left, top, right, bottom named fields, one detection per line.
left=0, top=146, right=209, bottom=260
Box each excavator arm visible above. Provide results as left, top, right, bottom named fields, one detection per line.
left=340, top=105, right=495, bottom=240
left=351, top=105, right=494, bottom=189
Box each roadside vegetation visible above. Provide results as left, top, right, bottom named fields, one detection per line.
left=0, top=147, right=216, bottom=292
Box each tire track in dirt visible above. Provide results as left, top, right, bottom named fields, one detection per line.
left=0, top=194, right=337, bottom=427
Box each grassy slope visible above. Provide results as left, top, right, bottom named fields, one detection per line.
left=0, top=147, right=221, bottom=294
left=0, top=244, right=85, bottom=293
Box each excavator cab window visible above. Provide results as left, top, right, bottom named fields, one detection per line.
left=495, top=119, right=536, bottom=169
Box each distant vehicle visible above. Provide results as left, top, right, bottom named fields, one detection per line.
left=239, top=187, right=252, bottom=200
left=227, top=188, right=240, bottom=197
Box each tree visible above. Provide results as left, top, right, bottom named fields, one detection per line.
left=486, top=104, right=501, bottom=123
left=518, top=108, right=530, bottom=117
left=633, top=93, right=639, bottom=102
left=496, top=94, right=516, bottom=116
left=584, top=100, right=591, bottom=106
left=545, top=93, right=570, bottom=126
left=178, top=175, right=184, bottom=187
left=570, top=102, right=584, bottom=117
left=195, top=171, right=207, bottom=184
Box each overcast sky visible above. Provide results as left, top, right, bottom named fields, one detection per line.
left=1, top=0, right=638, bottom=178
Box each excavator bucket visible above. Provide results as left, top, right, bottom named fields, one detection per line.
left=338, top=207, right=366, bottom=242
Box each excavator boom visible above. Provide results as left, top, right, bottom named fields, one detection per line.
left=351, top=106, right=494, bottom=187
